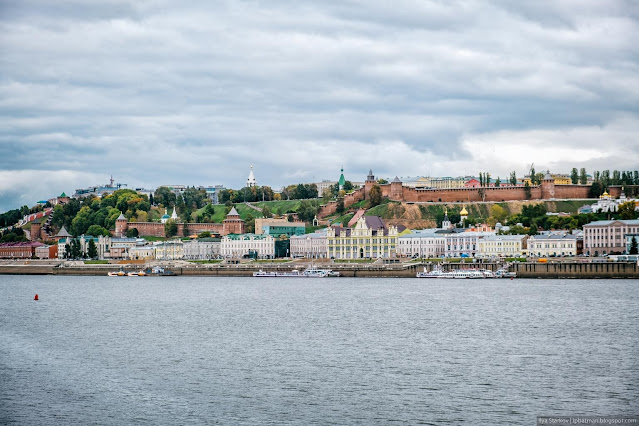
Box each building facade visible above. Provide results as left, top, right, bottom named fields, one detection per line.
left=155, top=241, right=184, bottom=260
left=527, top=234, right=577, bottom=257
left=220, top=234, right=275, bottom=259
left=290, top=231, right=328, bottom=258
left=183, top=238, right=221, bottom=260
left=441, top=230, right=493, bottom=258
left=477, top=234, right=527, bottom=258
left=327, top=216, right=400, bottom=259
left=0, top=242, right=45, bottom=258
left=397, top=230, right=446, bottom=258
left=255, top=218, right=306, bottom=236
left=583, top=220, right=639, bottom=256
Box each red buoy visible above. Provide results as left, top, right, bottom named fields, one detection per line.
left=34, top=294, right=39, bottom=301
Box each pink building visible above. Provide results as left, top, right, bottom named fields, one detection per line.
left=583, top=219, right=639, bottom=256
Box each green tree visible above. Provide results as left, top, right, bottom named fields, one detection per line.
left=494, top=176, right=501, bottom=187
left=589, top=181, right=603, bottom=198
left=183, top=223, right=190, bottom=237
left=509, top=171, right=517, bottom=185
left=154, top=187, right=177, bottom=208
left=524, top=181, right=531, bottom=200
left=377, top=178, right=388, bottom=185
left=86, top=225, right=110, bottom=237
left=343, top=181, right=354, bottom=192
left=571, top=168, right=579, bottom=184
left=87, top=239, right=98, bottom=259
left=629, top=236, right=638, bottom=255
left=336, top=197, right=345, bottom=215
left=245, top=213, right=255, bottom=233
left=490, top=205, right=508, bottom=223
left=579, top=168, right=588, bottom=184
left=198, top=231, right=211, bottom=238
left=262, top=205, right=272, bottom=218
left=618, top=202, right=637, bottom=220
left=368, top=184, right=382, bottom=207
left=126, top=228, right=139, bottom=238
left=164, top=219, right=178, bottom=238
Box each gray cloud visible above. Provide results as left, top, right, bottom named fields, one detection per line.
left=1, top=0, right=638, bottom=211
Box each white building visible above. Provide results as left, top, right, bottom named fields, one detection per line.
left=527, top=234, right=577, bottom=257
left=129, top=246, right=156, bottom=260
left=58, top=235, right=112, bottom=259
left=591, top=191, right=621, bottom=213
left=397, top=229, right=446, bottom=258
left=441, top=230, right=494, bottom=258
left=221, top=234, right=275, bottom=259
left=290, top=231, right=328, bottom=258
left=183, top=238, right=221, bottom=260
left=155, top=241, right=184, bottom=260
left=477, top=234, right=528, bottom=259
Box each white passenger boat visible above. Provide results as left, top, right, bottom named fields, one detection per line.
left=302, top=268, right=329, bottom=278
left=495, top=268, right=517, bottom=278
left=416, top=266, right=494, bottom=279
left=253, top=270, right=278, bottom=277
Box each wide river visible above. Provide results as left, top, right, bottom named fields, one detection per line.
left=1, top=276, right=637, bottom=425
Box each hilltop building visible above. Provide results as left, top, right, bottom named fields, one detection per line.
left=247, top=166, right=257, bottom=187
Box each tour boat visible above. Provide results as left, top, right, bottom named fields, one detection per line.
left=417, top=266, right=494, bottom=279
left=495, top=268, right=517, bottom=278
left=107, top=270, right=126, bottom=277
left=302, top=268, right=329, bottom=278
left=252, top=270, right=278, bottom=277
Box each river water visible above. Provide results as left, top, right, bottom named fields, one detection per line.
left=1, top=276, right=637, bottom=425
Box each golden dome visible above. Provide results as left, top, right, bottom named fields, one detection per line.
left=460, top=207, right=468, bottom=215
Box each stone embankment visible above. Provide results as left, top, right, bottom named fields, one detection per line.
left=1, top=260, right=638, bottom=278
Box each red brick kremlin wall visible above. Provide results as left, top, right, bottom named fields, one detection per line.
left=317, top=181, right=593, bottom=218
left=126, top=222, right=225, bottom=237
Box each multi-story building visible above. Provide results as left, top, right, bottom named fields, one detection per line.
left=477, top=234, right=528, bottom=259
left=440, top=230, right=494, bottom=258
left=197, top=185, right=225, bottom=204
left=255, top=218, right=306, bottom=237
left=290, top=231, right=328, bottom=258
left=128, top=246, right=156, bottom=260
left=326, top=216, right=401, bottom=259
left=73, top=177, right=127, bottom=199
left=58, top=235, right=111, bottom=259
left=155, top=241, right=184, bottom=260
left=583, top=219, right=639, bottom=256
left=527, top=234, right=577, bottom=257
left=183, top=238, right=221, bottom=260
left=0, top=242, right=45, bottom=259
left=106, top=237, right=146, bottom=259
left=35, top=244, right=58, bottom=259
left=397, top=229, right=446, bottom=258
left=220, top=234, right=275, bottom=259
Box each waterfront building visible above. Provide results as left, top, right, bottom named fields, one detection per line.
left=183, top=238, right=221, bottom=260
left=106, top=237, right=146, bottom=259
left=397, top=229, right=446, bottom=258
left=155, top=240, right=184, bottom=260
left=583, top=219, right=639, bottom=256
left=290, top=230, right=328, bottom=258
left=35, top=244, right=58, bottom=259
left=440, top=230, right=494, bottom=258
left=255, top=217, right=306, bottom=236
left=220, top=234, right=275, bottom=259
left=477, top=234, right=528, bottom=259
left=527, top=234, right=577, bottom=257
left=0, top=242, right=45, bottom=259
left=246, top=165, right=257, bottom=187
left=58, top=235, right=111, bottom=259
left=128, top=246, right=156, bottom=260
left=327, top=216, right=402, bottom=259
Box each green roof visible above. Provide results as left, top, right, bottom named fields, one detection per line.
left=60, top=192, right=67, bottom=197
left=338, top=168, right=345, bottom=186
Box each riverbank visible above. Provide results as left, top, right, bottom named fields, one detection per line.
left=1, top=260, right=638, bottom=278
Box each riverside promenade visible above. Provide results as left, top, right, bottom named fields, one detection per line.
left=1, top=260, right=638, bottom=278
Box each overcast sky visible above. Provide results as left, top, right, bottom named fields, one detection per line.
left=1, top=0, right=638, bottom=211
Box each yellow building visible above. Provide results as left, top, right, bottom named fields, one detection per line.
left=551, top=174, right=572, bottom=185
left=477, top=235, right=528, bottom=258
left=327, top=216, right=400, bottom=259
